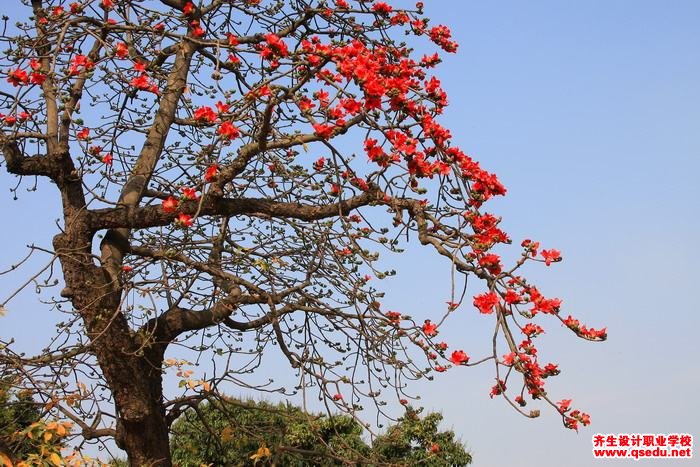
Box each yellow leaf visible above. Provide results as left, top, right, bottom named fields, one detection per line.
left=0, top=452, right=13, bottom=467
left=220, top=426, right=233, bottom=442
left=49, top=452, right=62, bottom=466
left=249, top=446, right=271, bottom=464
left=44, top=432, right=53, bottom=442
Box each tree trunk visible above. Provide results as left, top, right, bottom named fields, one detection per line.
left=54, top=230, right=172, bottom=466
left=117, top=401, right=171, bottom=467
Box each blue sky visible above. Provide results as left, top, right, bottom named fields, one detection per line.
left=2, top=1, right=699, bottom=466
left=397, top=1, right=700, bottom=466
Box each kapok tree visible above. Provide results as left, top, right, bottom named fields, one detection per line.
left=0, top=0, right=606, bottom=465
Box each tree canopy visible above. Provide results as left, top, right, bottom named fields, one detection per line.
left=0, top=0, right=604, bottom=464
left=167, top=398, right=471, bottom=466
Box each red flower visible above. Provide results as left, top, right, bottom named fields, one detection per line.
left=298, top=97, right=315, bottom=112
left=226, top=33, right=239, bottom=46
left=351, top=177, right=369, bottom=191
left=372, top=2, right=393, bottom=15
left=162, top=196, right=178, bottom=213
left=313, top=123, right=335, bottom=139
left=217, top=121, right=240, bottom=140
left=578, top=412, right=591, bottom=426
left=563, top=315, right=579, bottom=330
left=332, top=393, right=343, bottom=401
left=543, top=363, right=560, bottom=376
left=176, top=213, right=194, bottom=227
left=76, top=127, right=90, bottom=140
left=194, top=106, right=217, bottom=123
left=336, top=247, right=352, bottom=257
left=422, top=320, right=438, bottom=337
left=532, top=296, right=562, bottom=315
left=586, top=327, right=607, bottom=340
left=130, top=73, right=157, bottom=92
left=489, top=379, right=506, bottom=398
left=262, top=33, right=289, bottom=58
left=314, top=89, right=330, bottom=107
left=329, top=183, right=341, bottom=196
left=522, top=323, right=544, bottom=338
left=557, top=399, right=572, bottom=413
left=189, top=20, right=205, bottom=37
left=180, top=187, right=198, bottom=200
left=68, top=54, right=94, bottom=76
left=101, top=0, right=114, bottom=9
left=430, top=444, right=440, bottom=454
left=182, top=1, right=195, bottom=15
left=341, top=98, right=362, bottom=115
left=247, top=84, right=271, bottom=99
left=313, top=157, right=325, bottom=171
left=2, top=115, right=17, bottom=126
left=478, top=253, right=502, bottom=275
left=204, top=164, right=219, bottom=182
left=7, top=68, right=29, bottom=87
left=504, top=289, right=522, bottom=304
left=114, top=42, right=129, bottom=59
left=449, top=350, right=469, bottom=365
left=102, top=153, right=113, bottom=165
left=30, top=71, right=46, bottom=85
left=502, top=352, right=516, bottom=365
left=541, top=249, right=561, bottom=266
left=473, top=291, right=499, bottom=314
left=429, top=25, right=458, bottom=53
left=521, top=239, right=540, bottom=256
left=121, top=265, right=133, bottom=272
left=215, top=101, right=230, bottom=114
left=385, top=311, right=401, bottom=324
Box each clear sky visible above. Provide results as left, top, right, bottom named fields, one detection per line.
left=1, top=1, right=699, bottom=466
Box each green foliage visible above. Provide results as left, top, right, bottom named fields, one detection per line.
left=169, top=398, right=471, bottom=466
left=0, top=378, right=45, bottom=461
left=372, top=410, right=472, bottom=466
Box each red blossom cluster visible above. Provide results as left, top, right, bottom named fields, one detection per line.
left=129, top=62, right=159, bottom=94
left=563, top=316, right=607, bottom=340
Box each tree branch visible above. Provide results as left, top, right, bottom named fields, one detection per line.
left=0, top=138, right=52, bottom=176
left=89, top=188, right=381, bottom=230
left=99, top=39, right=197, bottom=279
